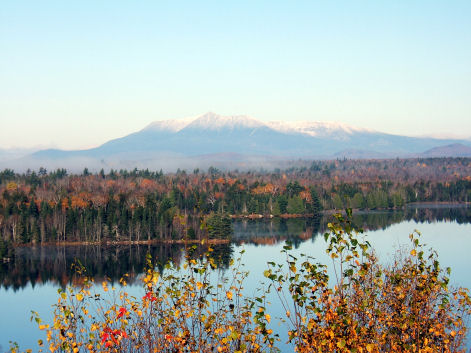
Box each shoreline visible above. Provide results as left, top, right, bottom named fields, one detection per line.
left=8, top=201, right=469, bottom=248
left=231, top=201, right=471, bottom=219
left=14, top=238, right=230, bottom=248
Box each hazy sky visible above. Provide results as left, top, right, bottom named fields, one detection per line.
left=1, top=0, right=470, bottom=150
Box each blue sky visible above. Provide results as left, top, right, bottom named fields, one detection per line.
left=1, top=0, right=470, bottom=149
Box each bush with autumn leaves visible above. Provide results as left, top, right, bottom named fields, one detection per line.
left=28, top=246, right=277, bottom=353
left=26, top=210, right=471, bottom=352
left=265, top=209, right=471, bottom=352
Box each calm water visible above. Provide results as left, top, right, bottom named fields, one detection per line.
left=1, top=204, right=470, bottom=352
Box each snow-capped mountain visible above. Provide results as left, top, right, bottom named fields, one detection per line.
left=142, top=112, right=369, bottom=137
left=144, top=117, right=195, bottom=132
left=19, top=112, right=471, bottom=171
left=143, top=113, right=265, bottom=133
left=267, top=121, right=374, bottom=140
left=183, top=112, right=265, bottom=131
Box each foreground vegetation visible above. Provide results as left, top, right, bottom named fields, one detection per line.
left=1, top=157, right=470, bottom=246
left=23, top=211, right=471, bottom=353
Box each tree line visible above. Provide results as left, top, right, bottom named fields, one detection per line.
left=0, top=157, right=470, bottom=245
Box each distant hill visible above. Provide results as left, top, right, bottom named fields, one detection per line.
left=5, top=112, right=471, bottom=172
left=0, top=148, right=39, bottom=162
left=421, top=143, right=471, bottom=157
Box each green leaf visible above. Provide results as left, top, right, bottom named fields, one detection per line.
left=337, top=339, right=346, bottom=348
left=324, top=232, right=329, bottom=242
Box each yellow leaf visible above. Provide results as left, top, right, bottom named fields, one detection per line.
left=366, top=343, right=374, bottom=352
left=410, top=249, right=417, bottom=256
left=76, top=293, right=83, bottom=301
left=226, top=291, right=233, bottom=300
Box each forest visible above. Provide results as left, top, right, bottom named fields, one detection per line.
left=0, top=157, right=470, bottom=247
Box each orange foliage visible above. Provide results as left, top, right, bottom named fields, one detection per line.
left=140, top=178, right=157, bottom=189
left=214, top=192, right=225, bottom=200
left=299, top=190, right=311, bottom=202
left=266, top=213, right=471, bottom=353
left=226, top=178, right=237, bottom=186
left=252, top=183, right=275, bottom=195
left=215, top=177, right=226, bottom=185
left=71, top=195, right=88, bottom=209
left=61, top=198, right=69, bottom=211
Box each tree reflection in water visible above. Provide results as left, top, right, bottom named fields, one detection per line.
left=1, top=205, right=469, bottom=290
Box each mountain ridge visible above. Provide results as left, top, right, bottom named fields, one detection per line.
left=5, top=112, right=470, bottom=172
left=141, top=112, right=373, bottom=137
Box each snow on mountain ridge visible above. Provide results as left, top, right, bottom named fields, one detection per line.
left=144, top=112, right=266, bottom=132
left=184, top=112, right=265, bottom=131
left=143, top=112, right=376, bottom=137
left=144, top=117, right=195, bottom=132
left=267, top=121, right=374, bottom=137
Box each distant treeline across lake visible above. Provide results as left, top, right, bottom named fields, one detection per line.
left=0, top=157, right=470, bottom=247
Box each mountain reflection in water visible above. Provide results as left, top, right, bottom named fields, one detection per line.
left=1, top=205, right=470, bottom=290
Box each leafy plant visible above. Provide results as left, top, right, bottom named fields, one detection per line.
left=264, top=209, right=471, bottom=352
left=29, top=249, right=276, bottom=353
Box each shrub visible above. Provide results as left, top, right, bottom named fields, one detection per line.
left=264, top=209, right=471, bottom=352
left=30, top=249, right=275, bottom=353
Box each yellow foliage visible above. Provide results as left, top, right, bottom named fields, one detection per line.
left=6, top=181, right=17, bottom=191
left=25, top=212, right=471, bottom=353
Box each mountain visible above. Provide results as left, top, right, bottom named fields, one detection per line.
left=267, top=121, right=374, bottom=140
left=9, top=112, right=471, bottom=172
left=421, top=143, right=471, bottom=157
left=0, top=148, right=40, bottom=162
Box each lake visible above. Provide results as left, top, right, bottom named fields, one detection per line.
left=1, top=204, right=470, bottom=352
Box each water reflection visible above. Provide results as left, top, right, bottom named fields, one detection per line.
left=354, top=204, right=471, bottom=230
left=1, top=205, right=470, bottom=290
left=0, top=242, right=233, bottom=291
left=234, top=204, right=471, bottom=246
